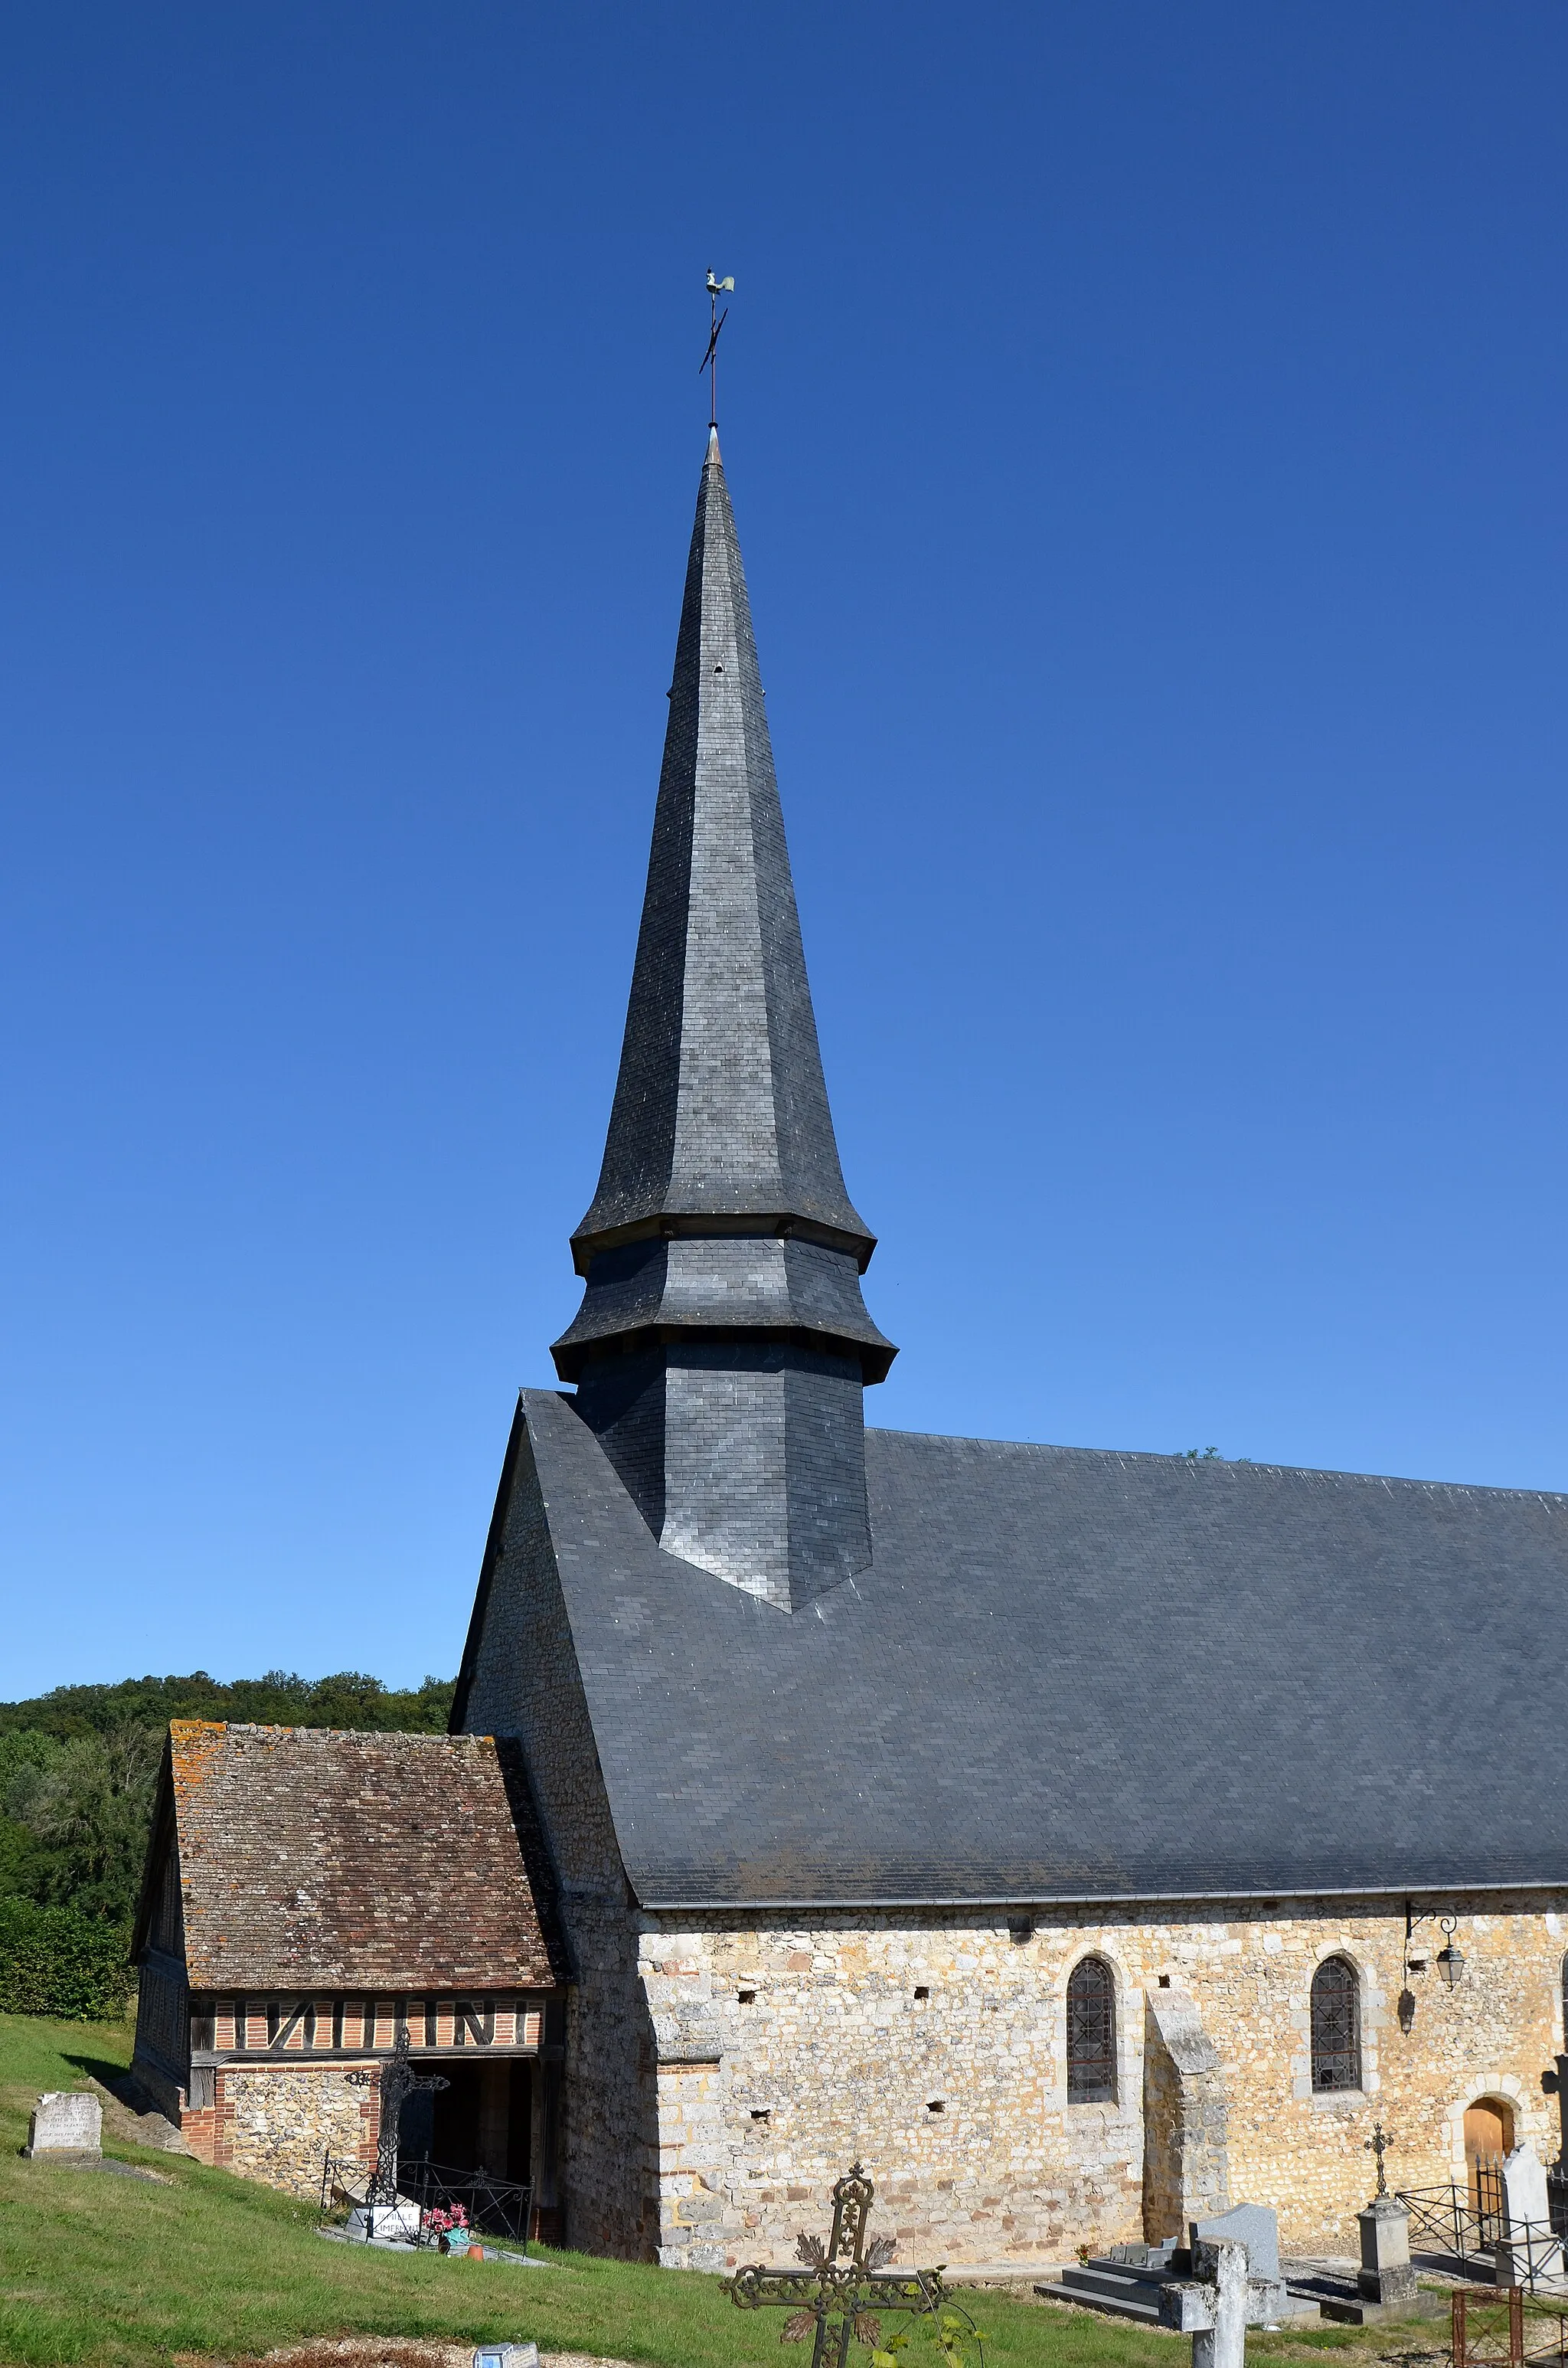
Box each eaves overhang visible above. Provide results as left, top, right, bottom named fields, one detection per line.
left=570, top=1209, right=877, bottom=1277
left=632, top=1876, right=1568, bottom=1915
left=552, top=1320, right=897, bottom=1388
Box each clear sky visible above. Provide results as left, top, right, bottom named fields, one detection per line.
left=2, top=4, right=1564, bottom=1697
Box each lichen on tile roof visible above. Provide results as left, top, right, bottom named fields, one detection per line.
left=158, top=1722, right=565, bottom=1993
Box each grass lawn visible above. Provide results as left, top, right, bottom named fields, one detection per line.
left=0, top=2013, right=1451, bottom=2368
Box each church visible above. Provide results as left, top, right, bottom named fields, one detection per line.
left=136, top=422, right=1568, bottom=2274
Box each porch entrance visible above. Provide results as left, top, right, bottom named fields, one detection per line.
left=399, top=2059, right=533, bottom=2182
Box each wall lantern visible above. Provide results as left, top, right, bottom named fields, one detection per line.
left=1436, top=1916, right=1465, bottom=1989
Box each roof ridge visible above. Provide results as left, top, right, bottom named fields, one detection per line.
left=175, top=1722, right=495, bottom=1744
left=865, top=1426, right=1568, bottom=1503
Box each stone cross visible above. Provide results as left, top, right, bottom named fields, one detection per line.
left=1364, top=2121, right=1393, bottom=2196
left=728, top=2163, right=950, bottom=2368
left=1160, top=2236, right=1250, bottom=2368
left=345, top=2028, right=449, bottom=2211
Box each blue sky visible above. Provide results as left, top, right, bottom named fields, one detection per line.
left=2, top=4, right=1564, bottom=1696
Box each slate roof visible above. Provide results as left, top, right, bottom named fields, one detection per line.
left=148, top=1723, right=565, bottom=1990
left=489, top=1388, right=1568, bottom=1908
left=566, top=430, right=876, bottom=1278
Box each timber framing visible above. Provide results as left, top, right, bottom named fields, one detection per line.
left=185, top=1990, right=567, bottom=2065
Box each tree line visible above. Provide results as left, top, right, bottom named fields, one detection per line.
left=0, top=1670, right=453, bottom=2016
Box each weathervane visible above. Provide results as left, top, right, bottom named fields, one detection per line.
left=701, top=269, right=734, bottom=429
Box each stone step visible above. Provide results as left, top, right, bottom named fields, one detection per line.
left=1035, top=2266, right=1165, bottom=2322
left=1070, top=2263, right=1171, bottom=2299
left=1034, top=2280, right=1164, bottom=2322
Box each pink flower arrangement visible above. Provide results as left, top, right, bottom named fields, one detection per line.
left=421, top=2203, right=470, bottom=2239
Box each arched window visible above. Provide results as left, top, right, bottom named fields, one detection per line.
left=1310, top=1956, right=1362, bottom=2092
left=1067, top=1956, right=1116, bottom=2102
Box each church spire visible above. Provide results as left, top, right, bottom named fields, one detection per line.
left=553, top=430, right=893, bottom=1611
left=567, top=424, right=874, bottom=1271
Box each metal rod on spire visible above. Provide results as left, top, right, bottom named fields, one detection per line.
left=701, top=270, right=734, bottom=429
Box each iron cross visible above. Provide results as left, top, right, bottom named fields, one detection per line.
left=1365, top=2120, right=1395, bottom=2196
left=728, top=2163, right=947, bottom=2368
left=345, top=2026, right=449, bottom=2206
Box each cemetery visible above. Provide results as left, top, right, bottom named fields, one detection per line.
left=1, top=22, right=1559, bottom=2368
left=0, top=349, right=1563, bottom=2368
left=98, top=410, right=1568, bottom=2298
left=13, top=1998, right=1568, bottom=2368
left=12, top=410, right=1568, bottom=2347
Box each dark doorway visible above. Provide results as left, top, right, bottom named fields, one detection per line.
left=426, top=2059, right=533, bottom=2183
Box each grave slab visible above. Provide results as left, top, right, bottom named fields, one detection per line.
left=23, top=2092, right=102, bottom=2160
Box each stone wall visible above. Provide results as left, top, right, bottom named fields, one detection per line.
left=635, top=1892, right=1568, bottom=2268
left=178, top=2062, right=378, bottom=2196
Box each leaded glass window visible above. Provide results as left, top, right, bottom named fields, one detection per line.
left=1310, top=1956, right=1361, bottom=2092
left=1067, top=1956, right=1116, bottom=2102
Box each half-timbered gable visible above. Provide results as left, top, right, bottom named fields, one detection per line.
left=131, top=1722, right=567, bottom=2206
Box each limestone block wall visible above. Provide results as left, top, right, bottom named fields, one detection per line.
left=636, top=1892, right=1568, bottom=2269
left=181, top=2064, right=377, bottom=2198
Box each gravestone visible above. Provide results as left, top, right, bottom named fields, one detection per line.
left=1159, top=2234, right=1250, bottom=2368
left=1192, top=2203, right=1279, bottom=2285
left=1357, top=2195, right=1417, bottom=2306
left=23, top=2092, right=102, bottom=2161
left=1495, top=2144, right=1565, bottom=2287
left=347, top=2196, right=422, bottom=2244
left=1191, top=2201, right=1302, bottom=2323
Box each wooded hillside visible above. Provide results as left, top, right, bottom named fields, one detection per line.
left=0, top=1670, right=454, bottom=2013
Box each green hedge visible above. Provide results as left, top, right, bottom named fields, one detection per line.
left=0, top=1894, right=134, bottom=2018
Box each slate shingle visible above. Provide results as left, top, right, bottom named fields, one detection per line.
left=554, top=431, right=893, bottom=1388
left=498, top=1388, right=1568, bottom=1908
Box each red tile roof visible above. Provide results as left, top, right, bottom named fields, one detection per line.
left=163, top=1722, right=565, bottom=1991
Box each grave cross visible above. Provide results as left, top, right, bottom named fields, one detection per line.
left=345, top=2027, right=449, bottom=2208
left=1364, top=2121, right=1394, bottom=2196
left=728, top=2163, right=949, bottom=2368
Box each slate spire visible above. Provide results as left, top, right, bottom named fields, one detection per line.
left=570, top=426, right=874, bottom=1266
left=553, top=428, right=893, bottom=1611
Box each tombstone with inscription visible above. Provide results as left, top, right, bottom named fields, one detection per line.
left=24, top=2092, right=103, bottom=2162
